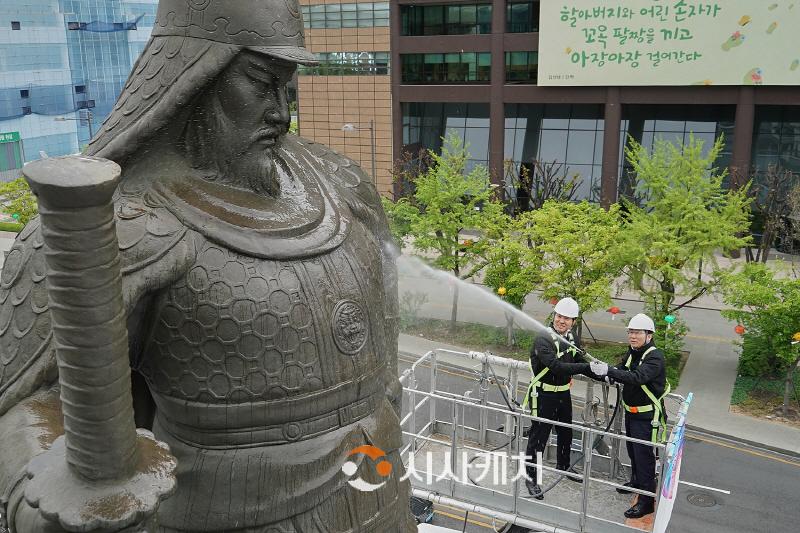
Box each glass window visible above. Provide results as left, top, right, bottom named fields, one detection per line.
left=566, top=131, right=597, bottom=165
left=401, top=4, right=492, bottom=35
left=504, top=103, right=606, bottom=202
left=301, top=3, right=390, bottom=29
left=401, top=53, right=491, bottom=84
left=542, top=104, right=570, bottom=129
left=298, top=51, right=391, bottom=76
left=507, top=2, right=539, bottom=33
left=401, top=102, right=491, bottom=176
left=619, top=104, right=736, bottom=196
left=505, top=51, right=537, bottom=83
left=753, top=106, right=800, bottom=177
left=477, top=5, right=492, bottom=32
left=539, top=130, right=568, bottom=161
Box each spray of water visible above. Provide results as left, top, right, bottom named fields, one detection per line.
left=391, top=246, right=601, bottom=363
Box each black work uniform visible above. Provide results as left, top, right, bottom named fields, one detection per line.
left=608, top=341, right=668, bottom=507
left=524, top=328, right=589, bottom=481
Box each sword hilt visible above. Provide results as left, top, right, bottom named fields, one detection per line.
left=18, top=156, right=175, bottom=533
left=24, top=155, right=137, bottom=481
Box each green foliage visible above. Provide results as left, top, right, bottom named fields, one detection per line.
left=399, top=290, right=429, bottom=328
left=382, top=131, right=508, bottom=279
left=719, top=262, right=800, bottom=377
left=381, top=196, right=418, bottom=246
left=622, top=134, right=751, bottom=357
left=0, top=221, right=24, bottom=232
left=731, top=370, right=800, bottom=405
left=512, top=200, right=629, bottom=318
left=0, top=178, right=37, bottom=226
left=482, top=242, right=529, bottom=309
left=735, top=333, right=778, bottom=377
left=659, top=316, right=688, bottom=386
left=288, top=120, right=298, bottom=135
left=381, top=132, right=507, bottom=328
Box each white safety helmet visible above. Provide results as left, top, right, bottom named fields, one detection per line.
left=553, top=297, right=580, bottom=319
left=627, top=313, right=655, bottom=332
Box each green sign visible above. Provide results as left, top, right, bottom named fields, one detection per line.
left=539, top=0, right=800, bottom=86
left=0, top=131, right=20, bottom=144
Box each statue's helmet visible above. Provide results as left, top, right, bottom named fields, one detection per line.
left=86, top=0, right=317, bottom=162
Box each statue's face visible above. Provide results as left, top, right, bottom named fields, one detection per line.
left=215, top=51, right=295, bottom=150
left=183, top=51, right=297, bottom=195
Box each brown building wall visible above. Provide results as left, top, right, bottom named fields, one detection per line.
left=297, top=2, right=394, bottom=195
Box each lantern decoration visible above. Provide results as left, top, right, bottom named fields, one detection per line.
left=497, top=286, right=507, bottom=296
left=549, top=297, right=559, bottom=305
left=734, top=324, right=745, bottom=335
left=608, top=306, right=620, bottom=320
left=11, top=213, right=19, bottom=220
left=664, top=314, right=676, bottom=330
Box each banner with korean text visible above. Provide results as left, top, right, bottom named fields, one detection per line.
left=538, top=1, right=800, bottom=86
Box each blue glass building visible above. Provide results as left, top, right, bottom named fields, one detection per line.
left=0, top=0, right=157, bottom=181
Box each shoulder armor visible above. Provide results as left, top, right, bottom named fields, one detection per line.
left=0, top=191, right=192, bottom=416
left=115, top=192, right=187, bottom=275
left=288, top=135, right=385, bottom=230
left=0, top=219, right=56, bottom=416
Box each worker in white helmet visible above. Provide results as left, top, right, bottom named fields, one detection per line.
left=590, top=313, right=669, bottom=519
left=522, top=297, right=592, bottom=499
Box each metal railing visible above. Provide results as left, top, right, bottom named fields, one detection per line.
left=399, top=349, right=690, bottom=533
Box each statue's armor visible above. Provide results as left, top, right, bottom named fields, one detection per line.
left=140, top=226, right=386, bottom=408
left=118, top=141, right=410, bottom=532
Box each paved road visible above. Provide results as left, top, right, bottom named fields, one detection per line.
left=399, top=355, right=800, bottom=533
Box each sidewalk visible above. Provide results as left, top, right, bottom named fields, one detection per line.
left=398, top=332, right=800, bottom=456
left=0, top=231, right=15, bottom=270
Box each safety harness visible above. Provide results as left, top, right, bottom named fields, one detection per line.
left=522, top=329, right=577, bottom=416
left=621, top=345, right=671, bottom=443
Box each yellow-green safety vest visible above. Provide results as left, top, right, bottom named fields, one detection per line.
left=622, top=345, right=671, bottom=443
left=522, top=329, right=577, bottom=416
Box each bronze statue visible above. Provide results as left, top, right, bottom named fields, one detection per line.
left=0, top=1, right=414, bottom=531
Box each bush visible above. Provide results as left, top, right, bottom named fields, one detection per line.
left=736, top=332, right=781, bottom=377
left=0, top=178, right=37, bottom=226
left=0, top=221, right=23, bottom=233
left=720, top=263, right=800, bottom=377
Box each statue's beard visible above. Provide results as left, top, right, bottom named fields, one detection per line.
left=182, top=95, right=281, bottom=196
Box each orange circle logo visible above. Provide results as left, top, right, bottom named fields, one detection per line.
left=341, top=445, right=392, bottom=492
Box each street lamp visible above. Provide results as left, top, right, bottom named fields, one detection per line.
left=341, top=120, right=376, bottom=185
left=55, top=110, right=94, bottom=139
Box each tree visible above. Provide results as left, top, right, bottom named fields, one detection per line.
left=512, top=200, right=629, bottom=340
left=0, top=177, right=37, bottom=226
left=745, top=165, right=794, bottom=262
left=389, top=146, right=433, bottom=200
left=503, top=158, right=581, bottom=216
left=719, top=263, right=800, bottom=417
left=382, top=131, right=507, bottom=330
left=482, top=236, right=533, bottom=346
left=621, top=134, right=751, bottom=367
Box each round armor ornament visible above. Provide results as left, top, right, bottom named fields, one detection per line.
left=332, top=300, right=368, bottom=354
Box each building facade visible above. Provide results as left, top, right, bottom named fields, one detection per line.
left=0, top=0, right=156, bottom=181
left=391, top=0, right=800, bottom=204
left=297, top=0, right=393, bottom=194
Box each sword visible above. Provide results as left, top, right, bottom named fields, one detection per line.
left=20, top=156, right=175, bottom=532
